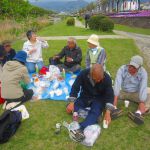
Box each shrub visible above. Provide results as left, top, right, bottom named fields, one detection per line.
left=88, top=15, right=105, bottom=30
left=100, top=18, right=114, bottom=32
left=88, top=15, right=114, bottom=32
left=66, top=17, right=75, bottom=26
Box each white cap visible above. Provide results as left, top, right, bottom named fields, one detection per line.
left=129, top=55, right=143, bottom=69
left=87, top=34, right=99, bottom=47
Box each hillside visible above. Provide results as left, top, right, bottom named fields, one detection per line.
left=30, top=0, right=89, bottom=12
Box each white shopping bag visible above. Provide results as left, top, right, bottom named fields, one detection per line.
left=81, top=124, right=101, bottom=147
left=11, top=105, right=29, bottom=120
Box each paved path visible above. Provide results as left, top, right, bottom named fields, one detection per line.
left=41, top=35, right=129, bottom=40
left=75, top=18, right=85, bottom=28
left=113, top=30, right=150, bottom=68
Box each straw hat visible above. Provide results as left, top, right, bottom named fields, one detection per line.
left=87, top=34, right=99, bottom=47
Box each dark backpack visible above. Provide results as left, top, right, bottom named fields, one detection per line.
left=0, top=110, right=22, bottom=144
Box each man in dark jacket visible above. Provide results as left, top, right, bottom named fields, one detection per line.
left=49, top=37, right=82, bottom=73
left=68, top=64, right=114, bottom=142
left=84, top=12, right=91, bottom=28
left=0, top=45, right=6, bottom=67
left=1, top=40, right=16, bottom=65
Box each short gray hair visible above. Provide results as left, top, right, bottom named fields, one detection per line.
left=67, top=37, right=76, bottom=44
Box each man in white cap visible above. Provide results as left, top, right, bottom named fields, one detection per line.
left=86, top=34, right=106, bottom=70
left=113, top=55, right=150, bottom=125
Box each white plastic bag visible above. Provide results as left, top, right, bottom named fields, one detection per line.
left=11, top=105, right=29, bottom=120
left=52, top=80, right=59, bottom=89
left=81, top=124, right=101, bottom=147
left=49, top=65, right=60, bottom=79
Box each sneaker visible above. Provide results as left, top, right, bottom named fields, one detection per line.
left=69, top=129, right=85, bottom=142
left=128, top=112, right=144, bottom=125
left=111, top=108, right=123, bottom=119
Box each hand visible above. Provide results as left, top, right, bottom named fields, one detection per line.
left=29, top=48, right=36, bottom=54
left=104, top=110, right=111, bottom=125
left=66, top=57, right=73, bottom=62
left=53, top=55, right=60, bottom=60
left=138, top=102, right=146, bottom=114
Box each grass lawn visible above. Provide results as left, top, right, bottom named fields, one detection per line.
left=0, top=26, right=150, bottom=150
left=115, top=24, right=150, bottom=35
left=38, top=21, right=114, bottom=36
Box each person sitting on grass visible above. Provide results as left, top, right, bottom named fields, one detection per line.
left=1, top=40, right=16, bottom=65
left=113, top=55, right=150, bottom=125
left=49, top=37, right=82, bottom=73
left=0, top=46, right=6, bottom=104
left=0, top=45, right=6, bottom=68
left=1, top=51, right=33, bottom=109
left=67, top=64, right=115, bottom=142
left=23, top=30, right=49, bottom=73
left=86, top=34, right=106, bottom=70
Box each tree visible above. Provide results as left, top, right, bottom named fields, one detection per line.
left=0, top=0, right=53, bottom=19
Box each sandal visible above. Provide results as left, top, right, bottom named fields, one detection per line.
left=128, top=112, right=144, bottom=125
left=111, top=108, right=123, bottom=120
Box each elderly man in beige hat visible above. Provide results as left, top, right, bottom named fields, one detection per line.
left=113, top=55, right=150, bottom=125
left=86, top=34, right=106, bottom=70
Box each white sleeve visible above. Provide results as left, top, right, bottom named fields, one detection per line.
left=23, top=43, right=30, bottom=55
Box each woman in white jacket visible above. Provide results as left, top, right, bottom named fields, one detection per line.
left=23, top=30, right=49, bottom=73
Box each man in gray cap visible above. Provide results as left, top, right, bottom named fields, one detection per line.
left=113, top=55, right=150, bottom=125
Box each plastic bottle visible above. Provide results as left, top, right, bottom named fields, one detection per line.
left=36, top=64, right=39, bottom=74
left=73, top=112, right=78, bottom=122
left=62, top=68, right=65, bottom=79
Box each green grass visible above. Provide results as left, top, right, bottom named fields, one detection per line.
left=115, top=24, right=150, bottom=35
left=38, top=21, right=114, bottom=36
left=1, top=26, right=150, bottom=150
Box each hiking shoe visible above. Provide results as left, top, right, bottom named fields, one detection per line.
left=111, top=108, right=123, bottom=120
left=128, top=112, right=144, bottom=125
left=69, top=129, right=85, bottom=142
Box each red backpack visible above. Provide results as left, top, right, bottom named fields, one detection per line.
left=0, top=82, right=5, bottom=104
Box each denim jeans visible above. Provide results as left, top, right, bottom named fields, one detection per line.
left=26, top=61, right=44, bottom=73
left=74, top=97, right=105, bottom=129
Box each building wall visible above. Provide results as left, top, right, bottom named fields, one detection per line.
left=111, top=16, right=150, bottom=28
left=121, top=1, right=139, bottom=11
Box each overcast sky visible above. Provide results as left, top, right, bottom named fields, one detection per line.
left=29, top=0, right=95, bottom=2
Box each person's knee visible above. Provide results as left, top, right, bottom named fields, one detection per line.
left=37, top=62, right=44, bottom=70
left=90, top=101, right=103, bottom=116
left=26, top=63, right=35, bottom=73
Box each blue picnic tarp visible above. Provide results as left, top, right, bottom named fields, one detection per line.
left=27, top=73, right=78, bottom=101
